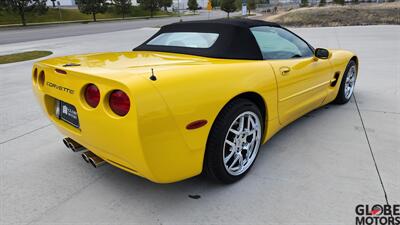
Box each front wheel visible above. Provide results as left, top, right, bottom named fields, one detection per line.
left=334, top=60, right=357, bottom=104
left=204, top=99, right=263, bottom=183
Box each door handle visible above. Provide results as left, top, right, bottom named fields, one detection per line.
left=280, top=66, right=291, bottom=75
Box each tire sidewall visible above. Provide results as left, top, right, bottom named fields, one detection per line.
left=335, top=60, right=357, bottom=104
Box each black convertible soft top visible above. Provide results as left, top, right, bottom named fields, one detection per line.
left=133, top=19, right=281, bottom=60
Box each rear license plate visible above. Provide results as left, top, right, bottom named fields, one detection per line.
left=57, top=100, right=80, bottom=128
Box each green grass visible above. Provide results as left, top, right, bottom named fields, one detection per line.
left=0, top=51, right=53, bottom=64
left=0, top=7, right=173, bottom=25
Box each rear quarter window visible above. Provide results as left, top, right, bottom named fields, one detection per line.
left=147, top=32, right=219, bottom=48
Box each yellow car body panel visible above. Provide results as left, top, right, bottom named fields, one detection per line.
left=32, top=50, right=356, bottom=183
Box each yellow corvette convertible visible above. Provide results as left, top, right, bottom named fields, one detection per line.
left=32, top=19, right=358, bottom=183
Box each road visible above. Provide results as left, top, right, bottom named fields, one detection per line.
left=0, top=10, right=232, bottom=45
left=0, top=25, right=399, bottom=224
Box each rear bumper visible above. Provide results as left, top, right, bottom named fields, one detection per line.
left=32, top=63, right=205, bottom=183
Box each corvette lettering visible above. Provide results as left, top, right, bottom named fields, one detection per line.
left=46, top=82, right=74, bottom=94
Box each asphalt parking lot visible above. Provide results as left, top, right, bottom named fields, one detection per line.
left=0, top=25, right=399, bottom=225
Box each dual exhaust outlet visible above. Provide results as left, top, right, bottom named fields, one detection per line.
left=63, top=137, right=105, bottom=168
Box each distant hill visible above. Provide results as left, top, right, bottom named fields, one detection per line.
left=262, top=2, right=400, bottom=27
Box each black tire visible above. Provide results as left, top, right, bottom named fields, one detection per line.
left=333, top=60, right=357, bottom=104
left=203, top=98, right=264, bottom=184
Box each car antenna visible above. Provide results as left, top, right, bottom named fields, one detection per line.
left=149, top=68, right=157, bottom=81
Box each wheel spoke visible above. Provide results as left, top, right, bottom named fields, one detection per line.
left=238, top=116, right=245, bottom=132
left=229, top=128, right=240, bottom=135
left=238, top=154, right=244, bottom=169
left=225, top=140, right=235, bottom=147
left=244, top=132, right=253, bottom=145
left=224, top=149, right=235, bottom=163
left=229, top=154, right=240, bottom=170
left=247, top=116, right=251, bottom=130
left=248, top=130, right=256, bottom=137
left=246, top=142, right=254, bottom=161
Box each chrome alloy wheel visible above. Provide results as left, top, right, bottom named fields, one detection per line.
left=344, top=65, right=357, bottom=99
left=223, top=111, right=262, bottom=176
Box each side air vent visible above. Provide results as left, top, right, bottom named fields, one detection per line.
left=330, top=72, right=340, bottom=87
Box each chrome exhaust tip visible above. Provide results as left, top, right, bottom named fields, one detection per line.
left=81, top=151, right=95, bottom=163
left=63, top=137, right=85, bottom=152
left=88, top=155, right=105, bottom=168
left=62, top=138, right=71, bottom=149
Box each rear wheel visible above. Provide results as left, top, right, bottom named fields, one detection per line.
left=204, top=99, right=263, bottom=183
left=334, top=60, right=357, bottom=104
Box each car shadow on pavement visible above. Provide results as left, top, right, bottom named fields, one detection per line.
left=27, top=98, right=382, bottom=224
left=88, top=100, right=357, bottom=198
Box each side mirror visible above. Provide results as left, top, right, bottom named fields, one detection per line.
left=314, top=48, right=330, bottom=59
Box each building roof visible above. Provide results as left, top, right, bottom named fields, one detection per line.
left=133, top=19, right=281, bottom=60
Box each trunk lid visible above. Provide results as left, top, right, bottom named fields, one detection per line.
left=38, top=51, right=218, bottom=80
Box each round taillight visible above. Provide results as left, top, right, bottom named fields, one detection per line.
left=109, top=90, right=130, bottom=116
left=38, top=71, right=45, bottom=88
left=84, top=84, right=100, bottom=108
left=32, top=68, right=38, bottom=85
